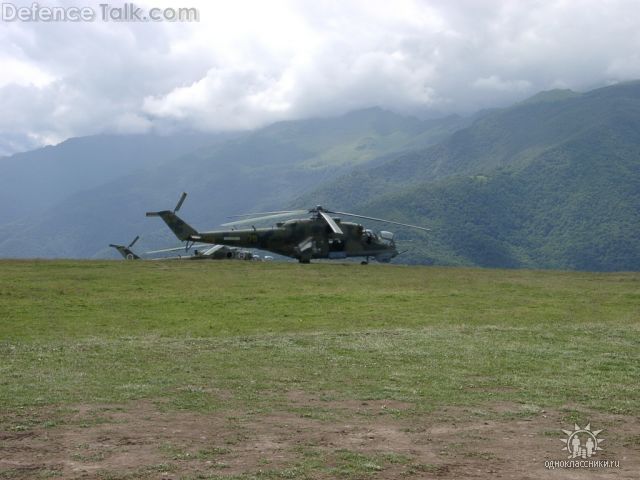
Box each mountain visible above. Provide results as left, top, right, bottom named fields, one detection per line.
left=1, top=83, right=638, bottom=271
left=298, top=82, right=640, bottom=271
left=0, top=108, right=464, bottom=258
left=299, top=85, right=638, bottom=204
left=0, top=132, right=229, bottom=225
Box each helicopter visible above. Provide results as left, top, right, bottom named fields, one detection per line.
left=109, top=235, right=258, bottom=261
left=109, top=235, right=141, bottom=260
left=146, top=193, right=428, bottom=264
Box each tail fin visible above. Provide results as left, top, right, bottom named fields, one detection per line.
left=109, top=235, right=141, bottom=260
left=146, top=210, right=198, bottom=241
left=146, top=192, right=198, bottom=242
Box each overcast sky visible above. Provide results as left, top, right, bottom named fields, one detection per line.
left=1, top=0, right=640, bottom=155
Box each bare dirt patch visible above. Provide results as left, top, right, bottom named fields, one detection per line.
left=1, top=396, right=638, bottom=479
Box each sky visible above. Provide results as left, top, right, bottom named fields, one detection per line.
left=1, top=0, right=640, bottom=155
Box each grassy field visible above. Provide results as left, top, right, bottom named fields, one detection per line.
left=0, top=260, right=638, bottom=478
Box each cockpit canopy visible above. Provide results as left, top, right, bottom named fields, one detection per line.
left=361, top=228, right=395, bottom=246
left=379, top=230, right=394, bottom=245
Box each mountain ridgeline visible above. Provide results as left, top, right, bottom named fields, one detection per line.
left=0, top=109, right=463, bottom=259
left=297, top=83, right=640, bottom=271
left=0, top=83, right=638, bottom=271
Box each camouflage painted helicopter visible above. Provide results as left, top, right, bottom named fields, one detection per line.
left=147, top=193, right=428, bottom=264
left=109, top=235, right=142, bottom=260
left=109, top=235, right=257, bottom=261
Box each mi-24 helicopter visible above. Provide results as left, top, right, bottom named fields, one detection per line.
left=109, top=235, right=258, bottom=261
left=147, top=193, right=428, bottom=264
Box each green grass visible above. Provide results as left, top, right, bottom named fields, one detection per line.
left=0, top=260, right=638, bottom=419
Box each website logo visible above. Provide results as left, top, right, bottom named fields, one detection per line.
left=561, top=423, right=603, bottom=458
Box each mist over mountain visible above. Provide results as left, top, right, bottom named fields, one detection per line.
left=0, top=108, right=463, bottom=259
left=298, top=82, right=640, bottom=271
left=0, top=132, right=230, bottom=225
left=0, top=82, right=638, bottom=271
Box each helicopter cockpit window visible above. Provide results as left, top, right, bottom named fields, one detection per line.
left=379, top=230, right=394, bottom=245
left=363, top=229, right=375, bottom=244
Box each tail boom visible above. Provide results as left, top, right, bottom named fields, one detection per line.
left=146, top=210, right=198, bottom=241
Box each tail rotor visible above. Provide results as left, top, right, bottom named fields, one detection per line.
left=128, top=235, right=140, bottom=249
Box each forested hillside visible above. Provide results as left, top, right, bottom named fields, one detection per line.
left=299, top=83, right=640, bottom=271
left=1, top=83, right=638, bottom=270
left=0, top=109, right=462, bottom=258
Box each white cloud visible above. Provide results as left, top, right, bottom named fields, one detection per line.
left=473, top=75, right=532, bottom=92
left=0, top=55, right=54, bottom=88
left=606, top=55, right=640, bottom=80
left=1, top=0, right=640, bottom=153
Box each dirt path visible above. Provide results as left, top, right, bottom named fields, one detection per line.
left=1, top=395, right=637, bottom=479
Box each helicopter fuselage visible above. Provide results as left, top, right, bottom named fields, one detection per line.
left=192, top=217, right=397, bottom=263
left=146, top=194, right=427, bottom=264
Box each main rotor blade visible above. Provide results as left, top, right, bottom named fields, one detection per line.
left=200, top=245, right=224, bottom=255
left=145, top=244, right=210, bottom=254
left=221, top=210, right=307, bottom=227
left=227, top=209, right=305, bottom=218
left=128, top=235, right=140, bottom=248
left=174, top=192, right=187, bottom=212
left=331, top=211, right=430, bottom=231
left=319, top=210, right=343, bottom=235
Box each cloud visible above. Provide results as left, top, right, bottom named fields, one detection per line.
left=1, top=0, right=640, bottom=154
left=472, top=75, right=531, bottom=92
